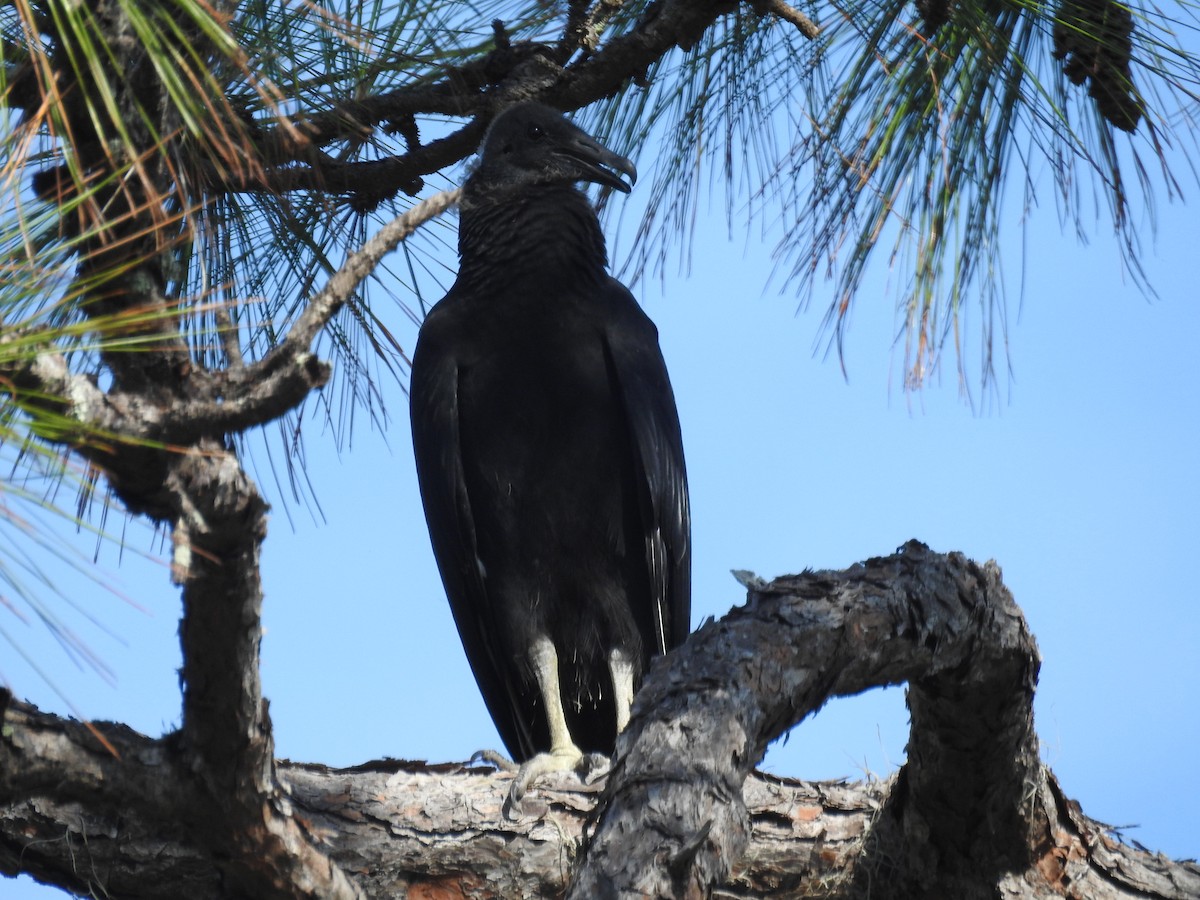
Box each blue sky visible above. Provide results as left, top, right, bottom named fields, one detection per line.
left=5, top=111, right=1199, bottom=895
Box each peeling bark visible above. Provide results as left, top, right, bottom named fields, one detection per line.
left=568, top=543, right=1044, bottom=897
left=3, top=547, right=1198, bottom=899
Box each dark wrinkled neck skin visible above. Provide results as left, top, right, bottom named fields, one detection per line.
left=457, top=180, right=609, bottom=291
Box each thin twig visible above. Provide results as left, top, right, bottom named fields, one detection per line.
left=764, top=0, right=819, bottom=39
left=283, top=187, right=461, bottom=355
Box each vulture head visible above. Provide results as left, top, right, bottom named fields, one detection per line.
left=470, top=102, right=638, bottom=197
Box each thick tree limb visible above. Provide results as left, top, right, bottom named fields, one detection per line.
left=1, top=180, right=450, bottom=898
left=568, top=541, right=1043, bottom=897
left=219, top=0, right=744, bottom=205
left=168, top=439, right=365, bottom=900
left=0, top=208, right=459, bottom=900
left=1, top=122, right=459, bottom=900
left=4, top=546, right=1197, bottom=899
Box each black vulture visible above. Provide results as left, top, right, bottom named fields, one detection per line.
left=409, top=102, right=690, bottom=801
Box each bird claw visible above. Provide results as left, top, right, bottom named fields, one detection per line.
left=578, top=751, right=612, bottom=784
left=502, top=745, right=607, bottom=818
left=469, top=748, right=517, bottom=772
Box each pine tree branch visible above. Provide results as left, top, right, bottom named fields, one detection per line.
left=568, top=541, right=1043, bottom=897
left=216, top=0, right=742, bottom=207
left=5, top=547, right=1197, bottom=899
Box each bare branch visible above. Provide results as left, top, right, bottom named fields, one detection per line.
left=758, top=0, right=820, bottom=39
left=275, top=187, right=462, bottom=355
left=6, top=548, right=1197, bottom=898
left=133, top=190, right=462, bottom=435
left=569, top=541, right=1042, bottom=897
left=218, top=0, right=743, bottom=207
left=166, top=438, right=365, bottom=899
left=552, top=0, right=739, bottom=108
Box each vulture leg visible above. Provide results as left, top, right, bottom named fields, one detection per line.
left=609, top=649, right=635, bottom=734
left=507, top=635, right=589, bottom=810
left=528, top=635, right=582, bottom=760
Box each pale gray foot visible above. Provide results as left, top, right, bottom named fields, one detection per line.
left=609, top=648, right=635, bottom=734
left=503, top=636, right=613, bottom=817
left=504, top=747, right=610, bottom=818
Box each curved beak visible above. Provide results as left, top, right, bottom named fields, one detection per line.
left=559, top=131, right=638, bottom=194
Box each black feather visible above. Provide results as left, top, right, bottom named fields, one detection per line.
left=410, top=103, right=690, bottom=760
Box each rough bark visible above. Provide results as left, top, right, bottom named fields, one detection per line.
left=0, top=187, right=459, bottom=898
left=568, top=543, right=1038, bottom=897
left=3, top=546, right=1198, bottom=899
